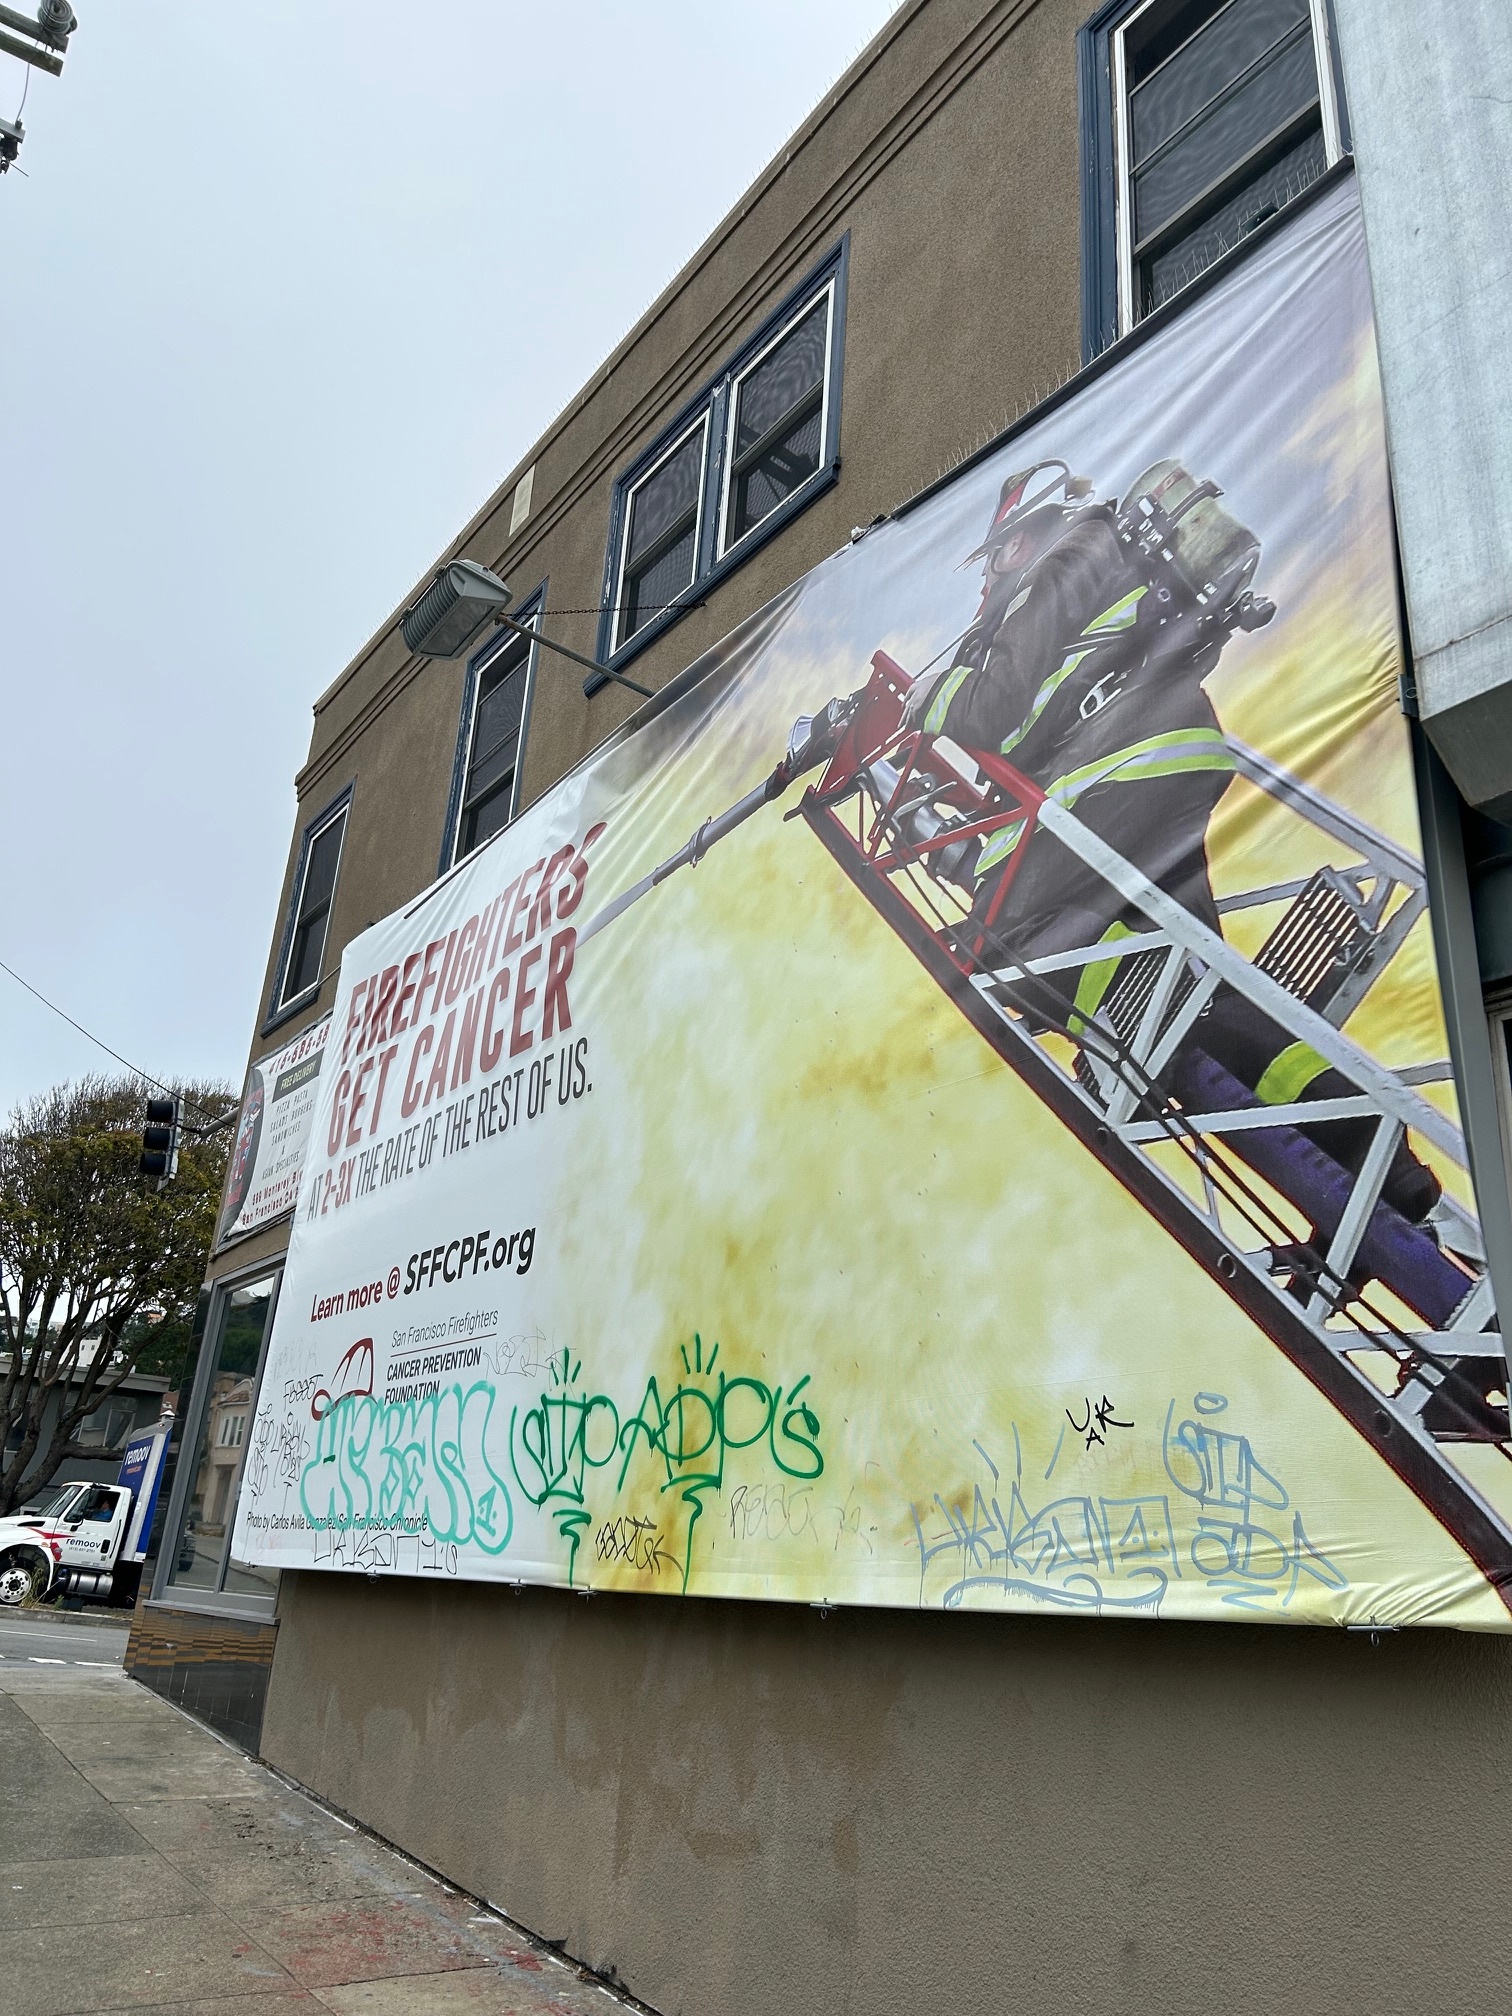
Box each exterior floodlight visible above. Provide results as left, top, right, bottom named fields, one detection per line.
left=37, top=0, right=78, bottom=45
left=402, top=555, right=656, bottom=701
left=402, top=560, right=513, bottom=660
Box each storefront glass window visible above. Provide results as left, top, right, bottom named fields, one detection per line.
left=167, top=1274, right=278, bottom=1599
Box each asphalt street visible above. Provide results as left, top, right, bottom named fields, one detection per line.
left=0, top=1613, right=129, bottom=1669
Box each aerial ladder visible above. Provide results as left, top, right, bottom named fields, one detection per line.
left=582, top=649, right=1512, bottom=1608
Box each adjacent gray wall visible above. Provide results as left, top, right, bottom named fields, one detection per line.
left=264, top=1572, right=1512, bottom=2016
left=1333, top=0, right=1512, bottom=813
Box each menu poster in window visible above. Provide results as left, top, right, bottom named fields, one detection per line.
left=217, top=1015, right=332, bottom=1249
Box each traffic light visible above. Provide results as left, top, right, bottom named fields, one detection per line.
left=139, top=1096, right=181, bottom=1188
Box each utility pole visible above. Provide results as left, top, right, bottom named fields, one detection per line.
left=0, top=2, right=77, bottom=175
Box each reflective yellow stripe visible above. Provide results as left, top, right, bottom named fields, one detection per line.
left=1000, top=649, right=1091, bottom=754
left=973, top=732, right=1234, bottom=881
left=1255, top=1041, right=1331, bottom=1107
left=923, top=664, right=972, bottom=736
left=977, top=817, right=1027, bottom=875
left=1049, top=730, right=1235, bottom=801
left=1071, top=921, right=1138, bottom=1035
left=1082, top=585, right=1147, bottom=635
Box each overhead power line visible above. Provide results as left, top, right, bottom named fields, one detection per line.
left=0, top=955, right=224, bottom=1124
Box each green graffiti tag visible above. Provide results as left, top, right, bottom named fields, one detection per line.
left=510, top=1335, right=824, bottom=1589
left=508, top=1352, right=622, bottom=1581
left=300, top=1382, right=514, bottom=1554
left=298, top=1338, right=823, bottom=1589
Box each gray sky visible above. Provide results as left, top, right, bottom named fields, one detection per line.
left=0, top=0, right=899, bottom=1115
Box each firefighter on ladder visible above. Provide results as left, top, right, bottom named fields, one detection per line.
left=901, top=458, right=1442, bottom=1228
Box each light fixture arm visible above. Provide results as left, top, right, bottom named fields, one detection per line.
left=495, top=611, right=652, bottom=699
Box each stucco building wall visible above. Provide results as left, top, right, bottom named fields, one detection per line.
left=202, top=4, right=1512, bottom=2009
left=264, top=1573, right=1512, bottom=2015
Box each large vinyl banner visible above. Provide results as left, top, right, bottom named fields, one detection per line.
left=237, top=182, right=1512, bottom=1628
left=216, top=1014, right=331, bottom=1249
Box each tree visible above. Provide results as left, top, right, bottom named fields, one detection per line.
left=0, top=1073, right=236, bottom=1515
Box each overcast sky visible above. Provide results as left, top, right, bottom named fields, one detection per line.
left=0, top=0, right=900, bottom=1116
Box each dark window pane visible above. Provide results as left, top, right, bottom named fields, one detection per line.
left=457, top=635, right=531, bottom=859
left=733, top=300, right=827, bottom=461
left=1133, top=30, right=1318, bottom=243
left=286, top=917, right=324, bottom=1000
left=471, top=658, right=527, bottom=771
left=461, top=777, right=515, bottom=856
left=1131, top=0, right=1310, bottom=161
left=284, top=812, right=344, bottom=1001
left=624, top=524, right=697, bottom=640
left=466, top=731, right=519, bottom=809
left=618, top=428, right=704, bottom=644
left=301, top=816, right=343, bottom=920
left=729, top=402, right=823, bottom=545
left=1142, top=124, right=1326, bottom=309
left=626, top=431, right=704, bottom=570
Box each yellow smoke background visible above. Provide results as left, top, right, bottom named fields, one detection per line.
left=524, top=213, right=1505, bottom=1629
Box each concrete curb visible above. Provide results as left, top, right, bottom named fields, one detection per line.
left=3, top=1604, right=131, bottom=1631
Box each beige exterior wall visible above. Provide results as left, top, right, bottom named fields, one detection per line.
left=206, top=2, right=1512, bottom=2009
left=264, top=1573, right=1511, bottom=2016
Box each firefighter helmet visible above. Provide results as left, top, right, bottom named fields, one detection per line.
left=961, top=459, right=1096, bottom=619
left=965, top=460, right=1093, bottom=565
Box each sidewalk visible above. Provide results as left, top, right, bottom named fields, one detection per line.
left=1, top=1658, right=647, bottom=2016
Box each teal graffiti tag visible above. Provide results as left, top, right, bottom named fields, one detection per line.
left=300, top=1381, right=514, bottom=1554
left=1161, top=1397, right=1346, bottom=1609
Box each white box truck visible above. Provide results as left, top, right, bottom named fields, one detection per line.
left=0, top=1417, right=172, bottom=1609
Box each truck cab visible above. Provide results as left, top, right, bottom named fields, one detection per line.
left=0, top=1481, right=134, bottom=1606
left=0, top=1430, right=168, bottom=1609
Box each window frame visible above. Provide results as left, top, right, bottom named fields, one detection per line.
left=440, top=581, right=546, bottom=874
left=149, top=1258, right=283, bottom=1622
left=1490, top=1000, right=1512, bottom=1184
left=266, top=784, right=352, bottom=1032
left=611, top=414, right=712, bottom=656
left=592, top=238, right=848, bottom=690
left=715, top=283, right=838, bottom=563
left=1078, top=0, right=1349, bottom=360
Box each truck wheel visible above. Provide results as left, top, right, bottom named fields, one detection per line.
left=0, top=1550, right=48, bottom=1607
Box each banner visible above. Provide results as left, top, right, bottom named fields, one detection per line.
left=216, top=1014, right=331, bottom=1249
left=117, top=1422, right=172, bottom=1564
left=237, top=180, right=1512, bottom=1628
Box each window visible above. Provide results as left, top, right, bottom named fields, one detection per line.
left=77, top=1398, right=134, bottom=1450
left=720, top=293, right=833, bottom=553
left=79, top=1487, right=119, bottom=1524
left=614, top=419, right=709, bottom=651
left=1079, top=0, right=1345, bottom=354
left=162, top=1271, right=280, bottom=1610
left=595, top=242, right=846, bottom=682
left=277, top=797, right=348, bottom=1011
left=18, top=1484, right=83, bottom=1520
left=445, top=594, right=542, bottom=869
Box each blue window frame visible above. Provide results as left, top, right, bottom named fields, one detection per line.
left=440, top=583, right=545, bottom=873
left=265, top=784, right=352, bottom=1030
left=591, top=239, right=848, bottom=691
left=1078, top=0, right=1348, bottom=360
